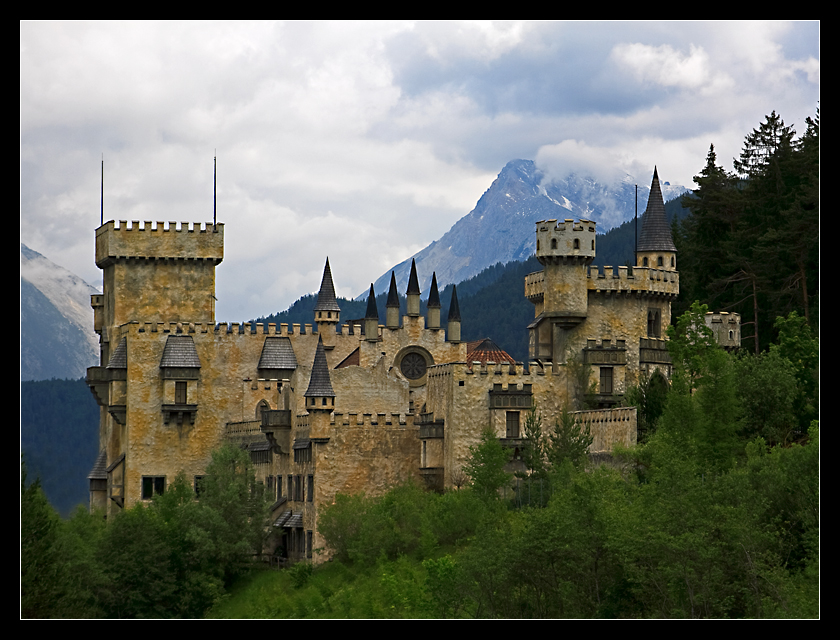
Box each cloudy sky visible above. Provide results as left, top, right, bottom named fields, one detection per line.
left=20, top=21, right=819, bottom=322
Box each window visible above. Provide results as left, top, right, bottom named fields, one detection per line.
left=175, top=381, right=187, bottom=405
left=142, top=476, right=165, bottom=499
left=647, top=309, right=661, bottom=338
left=657, top=256, right=663, bottom=267
left=573, top=238, right=580, bottom=250
left=306, top=531, right=313, bottom=559
left=400, top=352, right=427, bottom=380
left=287, top=475, right=293, bottom=499
left=194, top=475, right=205, bottom=497
left=307, top=475, right=314, bottom=502
left=551, top=238, right=557, bottom=250
left=506, top=411, right=520, bottom=438
left=600, top=368, right=613, bottom=395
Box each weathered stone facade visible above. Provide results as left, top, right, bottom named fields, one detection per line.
left=87, top=169, right=678, bottom=564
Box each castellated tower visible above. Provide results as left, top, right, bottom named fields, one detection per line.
left=93, top=220, right=223, bottom=364
left=531, top=218, right=597, bottom=364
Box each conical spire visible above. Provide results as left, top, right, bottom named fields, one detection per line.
left=365, top=284, right=379, bottom=320
left=304, top=336, right=335, bottom=398
left=406, top=259, right=420, bottom=296
left=427, top=272, right=440, bottom=308
left=447, top=284, right=461, bottom=321
left=638, top=167, right=676, bottom=252
left=314, top=258, right=341, bottom=312
left=386, top=271, right=400, bottom=308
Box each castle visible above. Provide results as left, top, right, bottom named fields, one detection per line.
left=86, top=168, right=680, bottom=564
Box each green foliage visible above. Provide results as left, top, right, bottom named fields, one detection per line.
left=735, top=349, right=798, bottom=445
left=770, top=311, right=819, bottom=434
left=624, top=370, right=669, bottom=443
left=675, top=111, right=819, bottom=350
left=463, top=429, right=512, bottom=502
left=547, top=406, right=593, bottom=473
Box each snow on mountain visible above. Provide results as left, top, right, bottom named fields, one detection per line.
left=20, top=243, right=101, bottom=381
left=365, top=159, right=688, bottom=299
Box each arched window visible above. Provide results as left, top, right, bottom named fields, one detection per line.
left=642, top=257, right=648, bottom=267
left=671, top=256, right=675, bottom=267
left=573, top=238, right=580, bottom=250
left=551, top=238, right=557, bottom=250
left=657, top=256, right=663, bottom=267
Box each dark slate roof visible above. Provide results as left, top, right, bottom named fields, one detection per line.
left=314, top=258, right=341, bottom=312
left=160, top=335, right=201, bottom=368
left=447, top=284, right=461, bottom=321
left=304, top=337, right=335, bottom=397
left=365, top=284, right=379, bottom=320
left=406, top=258, right=420, bottom=295
left=466, top=338, right=516, bottom=365
left=87, top=449, right=107, bottom=480
left=106, top=337, right=127, bottom=369
left=638, top=167, right=677, bottom=252
left=386, top=271, right=400, bottom=307
left=258, top=336, right=298, bottom=370
left=427, top=272, right=441, bottom=308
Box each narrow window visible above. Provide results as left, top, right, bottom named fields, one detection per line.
left=306, top=531, right=313, bottom=559
left=506, top=411, right=520, bottom=438
left=307, top=475, right=314, bottom=502
left=657, top=256, right=663, bottom=267
left=600, top=368, right=613, bottom=395
left=573, top=238, right=580, bottom=250
left=194, top=475, right=205, bottom=497
left=642, top=257, right=649, bottom=267
left=175, top=381, right=187, bottom=405
left=551, top=238, right=557, bottom=250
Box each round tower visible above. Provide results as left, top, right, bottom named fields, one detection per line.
left=313, top=258, right=340, bottom=346
left=637, top=167, right=677, bottom=271
left=535, top=218, right=596, bottom=318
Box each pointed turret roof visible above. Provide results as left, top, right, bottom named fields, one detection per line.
left=406, top=258, right=420, bottom=296
left=314, top=258, right=341, bottom=312
left=304, top=337, right=335, bottom=398
left=365, top=284, right=379, bottom=320
left=638, top=167, right=677, bottom=252
left=386, top=271, right=400, bottom=308
left=447, top=284, right=461, bottom=322
left=427, top=272, right=441, bottom=308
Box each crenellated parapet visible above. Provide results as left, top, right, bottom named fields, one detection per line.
left=95, top=220, right=224, bottom=268
left=535, top=218, right=596, bottom=265
left=587, top=265, right=679, bottom=299
left=331, top=412, right=409, bottom=427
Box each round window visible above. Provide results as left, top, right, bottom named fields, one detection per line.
left=400, top=352, right=427, bottom=380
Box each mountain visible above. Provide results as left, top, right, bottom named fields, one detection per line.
left=20, top=243, right=101, bottom=381
left=366, top=159, right=688, bottom=298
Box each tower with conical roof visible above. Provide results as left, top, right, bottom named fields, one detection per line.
left=406, top=258, right=421, bottom=317
left=385, top=271, right=400, bottom=329
left=314, top=258, right=341, bottom=346
left=447, top=284, right=461, bottom=343
left=304, top=336, right=335, bottom=439
left=637, top=167, right=677, bottom=271
left=364, top=284, right=380, bottom=342
left=427, top=272, right=441, bottom=330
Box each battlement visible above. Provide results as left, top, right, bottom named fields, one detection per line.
left=526, top=264, right=679, bottom=303
left=704, top=311, right=741, bottom=348
left=535, top=218, right=596, bottom=263
left=586, top=265, right=679, bottom=298
left=95, top=220, right=224, bottom=268
left=571, top=406, right=637, bottom=452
